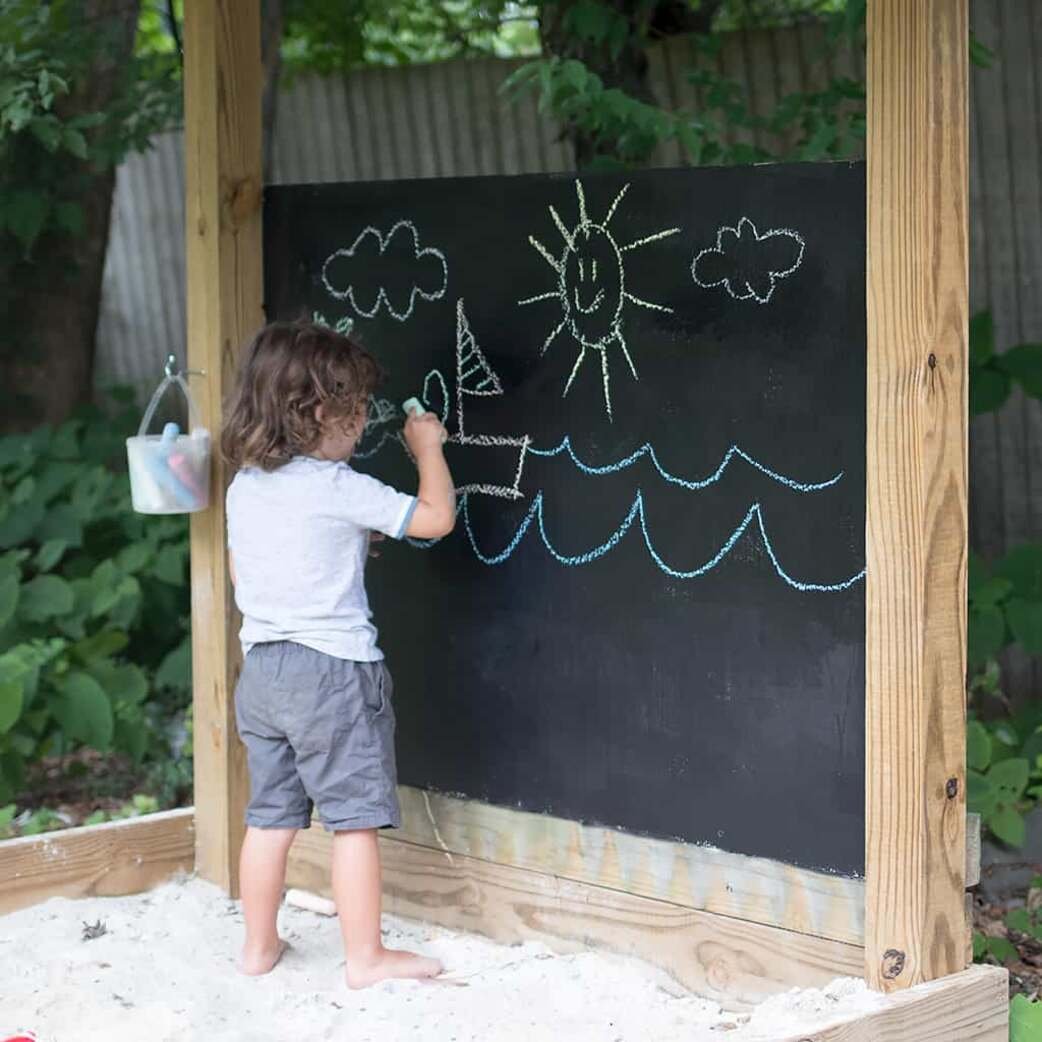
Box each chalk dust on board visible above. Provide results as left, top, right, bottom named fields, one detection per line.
left=0, top=876, right=886, bottom=1042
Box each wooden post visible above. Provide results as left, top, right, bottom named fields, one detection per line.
left=183, top=0, right=264, bottom=894
left=865, top=0, right=969, bottom=990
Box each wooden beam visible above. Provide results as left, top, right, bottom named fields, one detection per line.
left=778, top=965, right=1007, bottom=1042
left=394, top=786, right=865, bottom=944
left=865, top=0, right=969, bottom=990
left=0, top=809, right=194, bottom=916
left=183, top=0, right=264, bottom=895
left=287, top=828, right=864, bottom=1010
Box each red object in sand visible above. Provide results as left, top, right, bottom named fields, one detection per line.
left=3, top=1035, right=37, bottom=1041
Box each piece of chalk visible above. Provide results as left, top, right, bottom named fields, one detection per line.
left=284, top=888, right=337, bottom=917
left=402, top=397, right=426, bottom=417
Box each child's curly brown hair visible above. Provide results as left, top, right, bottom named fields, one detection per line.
left=221, top=320, right=384, bottom=471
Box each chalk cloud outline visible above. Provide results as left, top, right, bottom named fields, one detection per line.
left=691, top=217, right=805, bottom=304
left=321, top=220, right=449, bottom=322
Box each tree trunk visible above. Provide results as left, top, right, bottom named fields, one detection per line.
left=0, top=0, right=140, bottom=432
left=537, top=0, right=724, bottom=168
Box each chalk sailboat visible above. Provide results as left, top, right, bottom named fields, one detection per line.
left=446, top=299, right=530, bottom=501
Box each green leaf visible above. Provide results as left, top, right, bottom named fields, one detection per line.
left=970, top=365, right=1011, bottom=415
left=52, top=671, right=113, bottom=750
left=116, top=541, right=152, bottom=574
left=970, top=576, right=1013, bottom=608
left=996, top=544, right=1042, bottom=600
left=967, top=721, right=992, bottom=771
left=0, top=573, right=19, bottom=629
left=968, top=604, right=1006, bottom=667
left=37, top=504, right=84, bottom=547
left=152, top=545, right=185, bottom=585
left=1007, top=907, right=1033, bottom=933
left=53, top=201, right=85, bottom=236
left=989, top=757, right=1030, bottom=801
left=1011, top=994, right=1042, bottom=1041
left=0, top=680, right=23, bottom=733
left=18, top=574, right=74, bottom=622
left=989, top=805, right=1026, bottom=848
left=62, top=127, right=88, bottom=159
left=71, top=628, right=127, bottom=663
left=6, top=189, right=50, bottom=251
left=91, top=661, right=147, bottom=706
left=999, top=343, right=1042, bottom=399
left=34, top=539, right=67, bottom=572
left=969, top=311, right=994, bottom=365
left=985, top=935, right=1019, bottom=964
left=967, top=769, right=996, bottom=816
left=971, top=930, right=987, bottom=960
left=155, top=636, right=191, bottom=693
left=1007, top=598, right=1042, bottom=655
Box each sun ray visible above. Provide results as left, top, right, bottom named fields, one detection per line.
left=549, top=205, right=574, bottom=248
left=600, top=348, right=613, bottom=421
left=563, top=346, right=586, bottom=397
left=624, top=291, right=673, bottom=313
left=620, top=226, right=681, bottom=252
left=575, top=180, right=588, bottom=226
left=528, top=235, right=562, bottom=273
left=518, top=291, right=558, bottom=306
left=617, top=334, right=638, bottom=380
left=542, top=318, right=567, bottom=355
left=603, top=183, right=630, bottom=227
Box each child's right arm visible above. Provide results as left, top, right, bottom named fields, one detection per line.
left=403, top=413, right=456, bottom=539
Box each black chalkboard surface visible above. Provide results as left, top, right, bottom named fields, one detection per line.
left=264, top=161, right=867, bottom=877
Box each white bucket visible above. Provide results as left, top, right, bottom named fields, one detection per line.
left=126, top=370, right=211, bottom=514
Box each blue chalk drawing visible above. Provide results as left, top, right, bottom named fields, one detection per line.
left=408, top=490, right=865, bottom=592
left=527, top=436, right=842, bottom=493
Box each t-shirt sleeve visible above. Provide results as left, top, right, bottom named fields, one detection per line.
left=331, top=466, right=417, bottom=539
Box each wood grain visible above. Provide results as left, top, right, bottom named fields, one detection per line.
left=0, top=809, right=194, bottom=915
left=778, top=964, right=1007, bottom=1042
left=183, top=0, right=263, bottom=896
left=286, top=829, right=863, bottom=1010
left=393, top=786, right=865, bottom=945
left=865, top=0, right=970, bottom=990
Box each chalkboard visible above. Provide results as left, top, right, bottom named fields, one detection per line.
left=264, top=162, right=866, bottom=877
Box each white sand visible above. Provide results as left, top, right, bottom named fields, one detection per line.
left=0, top=876, right=886, bottom=1042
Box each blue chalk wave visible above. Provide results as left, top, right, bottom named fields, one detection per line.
left=527, top=436, right=843, bottom=493
left=409, top=490, right=865, bottom=592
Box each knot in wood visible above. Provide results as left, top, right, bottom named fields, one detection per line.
left=928, top=353, right=937, bottom=369
left=881, top=948, right=906, bottom=979
left=945, top=777, right=959, bottom=799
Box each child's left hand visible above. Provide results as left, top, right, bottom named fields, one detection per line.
left=368, top=531, right=385, bottom=558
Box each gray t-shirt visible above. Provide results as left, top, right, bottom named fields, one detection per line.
left=226, top=456, right=417, bottom=661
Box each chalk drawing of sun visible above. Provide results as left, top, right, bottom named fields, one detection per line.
left=518, top=181, right=679, bottom=421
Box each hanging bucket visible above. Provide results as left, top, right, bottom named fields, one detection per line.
left=126, top=361, right=211, bottom=515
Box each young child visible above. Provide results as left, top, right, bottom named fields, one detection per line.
left=220, top=320, right=455, bottom=988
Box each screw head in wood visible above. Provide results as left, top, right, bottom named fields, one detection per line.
left=946, top=777, right=959, bottom=799
left=881, top=949, right=906, bottom=979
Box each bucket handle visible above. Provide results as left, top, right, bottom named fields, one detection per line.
left=137, top=355, right=206, bottom=438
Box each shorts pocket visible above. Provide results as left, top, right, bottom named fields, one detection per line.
left=361, top=663, right=389, bottom=717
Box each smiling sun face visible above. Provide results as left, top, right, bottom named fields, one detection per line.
left=519, top=181, right=679, bottom=421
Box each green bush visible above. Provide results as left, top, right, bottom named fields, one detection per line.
left=0, top=395, right=191, bottom=803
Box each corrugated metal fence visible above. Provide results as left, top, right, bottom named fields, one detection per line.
left=95, top=2, right=1042, bottom=690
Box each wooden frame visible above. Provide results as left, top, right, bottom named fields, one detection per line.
left=1, top=0, right=1006, bottom=1038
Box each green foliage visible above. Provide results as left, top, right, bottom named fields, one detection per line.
left=281, top=1, right=539, bottom=75
left=82, top=792, right=159, bottom=826
left=504, top=1, right=866, bottom=169
left=1011, top=993, right=1042, bottom=1042
left=0, top=0, right=181, bottom=256
left=970, top=311, right=1042, bottom=415
left=967, top=710, right=1042, bottom=848
left=968, top=545, right=1042, bottom=675
left=972, top=928, right=1018, bottom=966
left=0, top=399, right=191, bottom=804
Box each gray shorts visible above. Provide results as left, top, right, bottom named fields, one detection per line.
left=233, top=641, right=400, bottom=831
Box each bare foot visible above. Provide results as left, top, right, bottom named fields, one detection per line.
left=240, top=938, right=289, bottom=976
left=345, top=947, right=443, bottom=989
